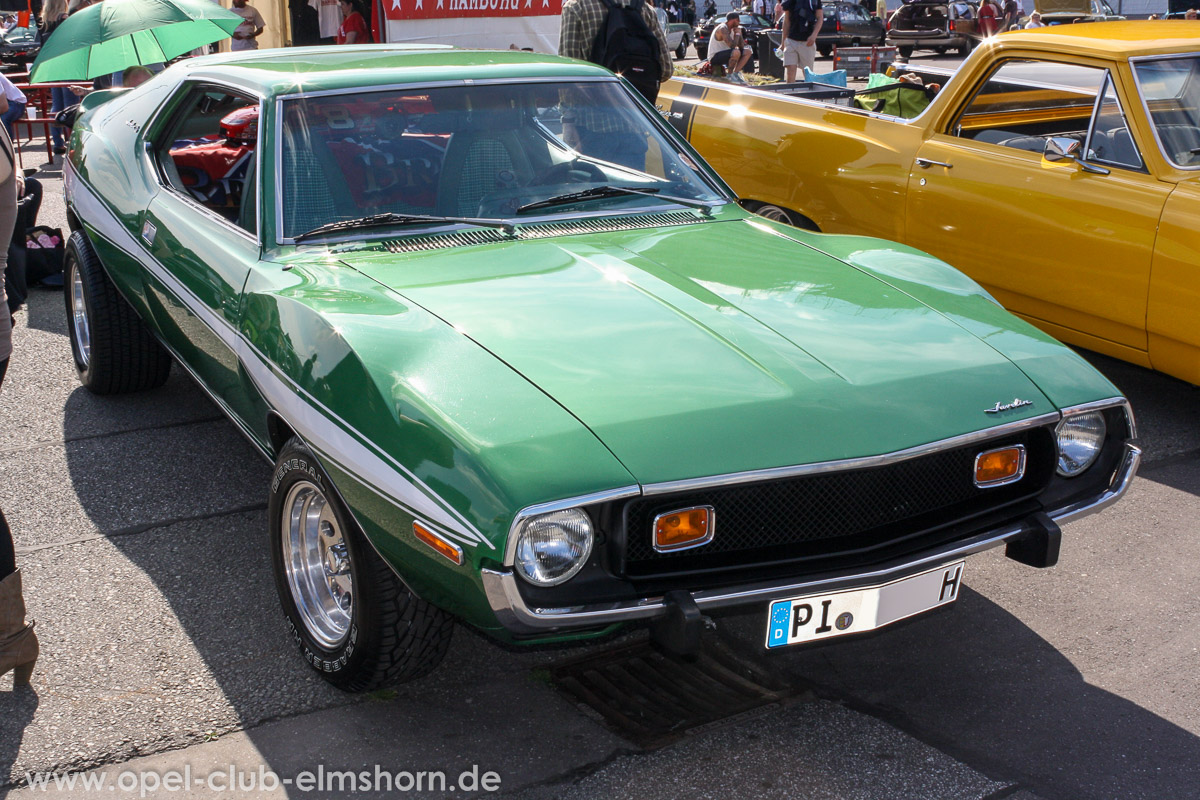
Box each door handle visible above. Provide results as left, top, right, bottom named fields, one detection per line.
left=915, top=157, right=953, bottom=169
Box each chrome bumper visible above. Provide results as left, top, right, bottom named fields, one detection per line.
left=483, top=443, right=1141, bottom=635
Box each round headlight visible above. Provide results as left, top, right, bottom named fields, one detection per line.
left=513, top=508, right=594, bottom=587
left=1056, top=412, right=1107, bottom=477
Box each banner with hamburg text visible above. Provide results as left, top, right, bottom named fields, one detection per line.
left=382, top=0, right=564, bottom=51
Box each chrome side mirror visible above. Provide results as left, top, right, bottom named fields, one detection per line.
left=1043, top=136, right=1081, bottom=163
left=1043, top=136, right=1110, bottom=174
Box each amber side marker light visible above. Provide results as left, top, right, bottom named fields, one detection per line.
left=974, top=445, right=1026, bottom=488
left=414, top=521, right=464, bottom=565
left=653, top=505, right=716, bottom=553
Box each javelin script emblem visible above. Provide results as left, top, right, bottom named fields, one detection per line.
left=985, top=398, right=1034, bottom=414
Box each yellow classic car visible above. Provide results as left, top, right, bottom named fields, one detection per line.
left=660, top=23, right=1200, bottom=385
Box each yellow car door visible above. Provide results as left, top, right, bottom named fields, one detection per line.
left=904, top=60, right=1171, bottom=364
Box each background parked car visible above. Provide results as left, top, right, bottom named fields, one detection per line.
left=886, top=0, right=982, bottom=58
left=655, top=7, right=695, bottom=59
left=1034, top=0, right=1124, bottom=23
left=817, top=1, right=886, bottom=58
left=0, top=25, right=42, bottom=73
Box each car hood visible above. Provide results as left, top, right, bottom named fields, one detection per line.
left=338, top=218, right=1057, bottom=485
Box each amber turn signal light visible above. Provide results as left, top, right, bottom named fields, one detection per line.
left=974, top=445, right=1026, bottom=488
left=653, top=505, right=715, bottom=553
left=414, top=521, right=464, bottom=565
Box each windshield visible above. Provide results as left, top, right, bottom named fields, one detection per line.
left=1133, top=56, right=1200, bottom=168
left=278, top=81, right=725, bottom=240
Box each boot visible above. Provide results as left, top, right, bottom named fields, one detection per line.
left=0, top=570, right=38, bottom=685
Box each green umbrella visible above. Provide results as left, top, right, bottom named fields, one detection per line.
left=29, top=0, right=245, bottom=83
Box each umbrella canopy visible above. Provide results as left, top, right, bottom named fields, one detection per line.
left=29, top=0, right=244, bottom=83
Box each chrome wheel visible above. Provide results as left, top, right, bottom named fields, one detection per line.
left=282, top=480, right=353, bottom=648
left=754, top=204, right=793, bottom=224
left=70, top=263, right=91, bottom=368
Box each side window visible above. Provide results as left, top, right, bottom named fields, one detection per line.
left=1085, top=74, right=1143, bottom=170
left=950, top=60, right=1104, bottom=155
left=153, top=87, right=260, bottom=235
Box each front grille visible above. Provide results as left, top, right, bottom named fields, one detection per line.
left=618, top=429, right=1054, bottom=578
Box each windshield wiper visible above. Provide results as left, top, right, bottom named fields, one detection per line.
left=294, top=212, right=515, bottom=242
left=516, top=185, right=713, bottom=215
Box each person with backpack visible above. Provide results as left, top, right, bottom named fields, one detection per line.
left=559, top=0, right=674, bottom=103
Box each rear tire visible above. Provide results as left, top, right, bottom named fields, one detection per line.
left=269, top=437, right=453, bottom=691
left=898, top=45, right=914, bottom=58
left=818, top=44, right=832, bottom=58
left=63, top=230, right=171, bottom=395
left=957, top=38, right=975, bottom=56
left=676, top=35, right=689, bottom=59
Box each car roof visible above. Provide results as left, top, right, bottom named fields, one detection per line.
left=994, top=22, right=1200, bottom=59
left=171, top=45, right=614, bottom=98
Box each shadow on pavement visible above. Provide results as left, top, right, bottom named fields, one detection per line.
left=723, top=584, right=1200, bottom=800
left=39, top=381, right=619, bottom=797
left=0, top=686, right=39, bottom=792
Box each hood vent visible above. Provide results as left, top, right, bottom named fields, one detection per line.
left=366, top=211, right=706, bottom=255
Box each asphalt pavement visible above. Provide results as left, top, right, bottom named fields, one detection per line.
left=2, top=97, right=1199, bottom=800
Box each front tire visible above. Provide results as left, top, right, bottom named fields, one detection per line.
left=818, top=44, right=832, bottom=58
left=676, top=35, right=689, bottom=59
left=269, top=438, right=453, bottom=691
left=63, top=230, right=171, bottom=395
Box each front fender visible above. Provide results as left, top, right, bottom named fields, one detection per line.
left=239, top=260, right=635, bottom=627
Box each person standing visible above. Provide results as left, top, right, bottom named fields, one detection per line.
left=1001, top=0, right=1018, bottom=29
left=0, top=120, right=36, bottom=688
left=978, top=0, right=999, bottom=35
left=559, top=0, right=673, bottom=100
left=780, top=0, right=821, bottom=83
left=230, top=0, right=266, bottom=50
left=875, top=0, right=886, bottom=20
left=336, top=0, right=371, bottom=43
left=1023, top=10, right=1044, bottom=26
left=40, top=0, right=69, bottom=154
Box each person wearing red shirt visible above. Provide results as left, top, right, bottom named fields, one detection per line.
left=336, top=0, right=371, bottom=44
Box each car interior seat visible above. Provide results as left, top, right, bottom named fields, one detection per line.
left=281, top=123, right=338, bottom=238
left=1147, top=123, right=1200, bottom=164
left=436, top=104, right=537, bottom=217
left=238, top=153, right=257, bottom=234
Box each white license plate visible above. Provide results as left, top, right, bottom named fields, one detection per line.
left=765, top=561, right=965, bottom=649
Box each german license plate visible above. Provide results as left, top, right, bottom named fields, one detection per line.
left=765, top=561, right=965, bottom=649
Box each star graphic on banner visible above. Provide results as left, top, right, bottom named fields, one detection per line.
left=437, top=0, right=444, bottom=7
left=415, top=0, right=422, bottom=7
left=525, top=0, right=532, bottom=6
left=542, top=0, right=549, bottom=6
left=391, top=0, right=401, bottom=9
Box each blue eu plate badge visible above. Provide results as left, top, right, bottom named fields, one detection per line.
left=768, top=602, right=791, bottom=647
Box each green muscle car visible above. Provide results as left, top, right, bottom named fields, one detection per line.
left=63, top=45, right=1139, bottom=690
